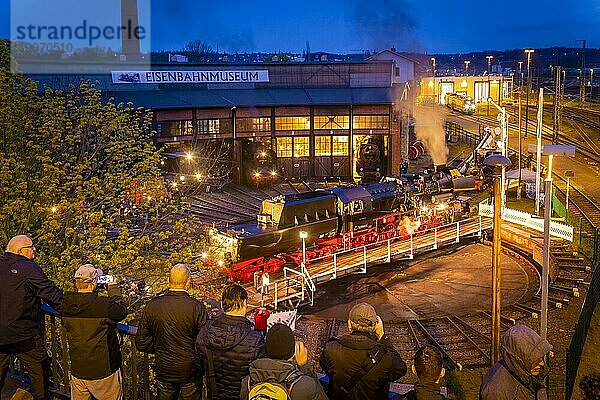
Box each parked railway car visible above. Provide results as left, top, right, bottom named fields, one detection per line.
left=445, top=93, right=476, bottom=114
left=242, top=140, right=278, bottom=186
left=355, top=136, right=385, bottom=183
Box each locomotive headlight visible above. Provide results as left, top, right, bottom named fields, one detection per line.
left=270, top=170, right=277, bottom=176
left=218, top=260, right=224, bottom=267
left=179, top=175, right=185, bottom=181
left=260, top=151, right=266, bottom=157
left=254, top=171, right=261, bottom=178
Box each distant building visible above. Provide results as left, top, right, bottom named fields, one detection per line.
left=419, top=75, right=514, bottom=105
left=30, top=60, right=413, bottom=183
left=369, top=49, right=417, bottom=84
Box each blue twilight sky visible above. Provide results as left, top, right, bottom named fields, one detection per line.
left=1, top=0, right=599, bottom=54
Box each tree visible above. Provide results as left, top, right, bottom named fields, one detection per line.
left=182, top=40, right=215, bottom=62
left=0, top=40, right=221, bottom=296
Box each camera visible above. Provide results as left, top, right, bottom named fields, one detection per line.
left=95, top=275, right=115, bottom=291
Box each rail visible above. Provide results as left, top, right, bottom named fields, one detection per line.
left=5, top=304, right=151, bottom=400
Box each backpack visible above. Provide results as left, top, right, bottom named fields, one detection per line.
left=248, top=370, right=303, bottom=400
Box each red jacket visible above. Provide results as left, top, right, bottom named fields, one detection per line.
left=253, top=308, right=270, bottom=331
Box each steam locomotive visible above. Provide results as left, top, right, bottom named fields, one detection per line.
left=213, top=167, right=481, bottom=279
left=445, top=93, right=476, bottom=114
left=241, top=139, right=278, bottom=185
left=355, top=136, right=386, bottom=183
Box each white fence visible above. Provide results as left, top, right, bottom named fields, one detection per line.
left=478, top=199, right=573, bottom=241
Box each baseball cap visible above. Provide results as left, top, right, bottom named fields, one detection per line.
left=266, top=323, right=295, bottom=360
left=348, top=302, right=378, bottom=328
left=74, top=264, right=103, bottom=282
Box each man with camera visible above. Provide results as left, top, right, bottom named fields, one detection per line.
left=61, top=264, right=128, bottom=400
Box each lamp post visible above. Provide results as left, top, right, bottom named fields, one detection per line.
left=299, top=230, right=308, bottom=265
left=464, top=60, right=470, bottom=76
left=518, top=61, right=523, bottom=89
left=524, top=49, right=535, bottom=138
left=483, top=154, right=512, bottom=365
left=528, top=145, right=576, bottom=339
left=591, top=69, right=594, bottom=100
left=565, top=170, right=574, bottom=216
left=431, top=57, right=437, bottom=103
left=486, top=55, right=493, bottom=74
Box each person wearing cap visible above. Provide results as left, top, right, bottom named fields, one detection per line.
left=0, top=235, right=63, bottom=400
left=480, top=324, right=553, bottom=400
left=61, top=264, right=128, bottom=400
left=136, top=264, right=208, bottom=400
left=240, top=323, right=328, bottom=400
left=319, top=302, right=407, bottom=400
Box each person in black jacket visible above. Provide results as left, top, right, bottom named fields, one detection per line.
left=136, top=264, right=208, bottom=400
left=0, top=235, right=63, bottom=400
left=401, top=346, right=447, bottom=400
left=61, top=264, right=128, bottom=400
left=319, top=302, right=407, bottom=400
left=196, top=284, right=266, bottom=400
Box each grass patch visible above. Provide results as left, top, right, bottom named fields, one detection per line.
left=445, top=367, right=487, bottom=400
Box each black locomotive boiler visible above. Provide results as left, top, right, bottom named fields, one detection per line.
left=241, top=139, right=278, bottom=186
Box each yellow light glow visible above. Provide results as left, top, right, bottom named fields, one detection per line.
left=260, top=152, right=266, bottom=157
left=179, top=175, right=185, bottom=181
left=254, top=171, right=261, bottom=177
left=270, top=170, right=277, bottom=176
left=299, top=231, right=308, bottom=239
left=428, top=81, right=434, bottom=88
left=461, top=80, right=467, bottom=88
left=201, top=252, right=207, bottom=258
left=51, top=206, right=57, bottom=213
left=172, top=182, right=177, bottom=188
left=218, top=260, right=224, bottom=267
left=196, top=173, right=202, bottom=180
left=185, top=152, right=193, bottom=160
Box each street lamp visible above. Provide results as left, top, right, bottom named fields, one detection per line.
left=528, top=144, right=576, bottom=340
left=483, top=154, right=512, bottom=365
left=431, top=57, right=437, bottom=104
left=524, top=49, right=535, bottom=138
left=486, top=55, right=493, bottom=74
left=518, top=61, right=523, bottom=89
left=464, top=60, right=470, bottom=76
left=299, top=230, right=308, bottom=265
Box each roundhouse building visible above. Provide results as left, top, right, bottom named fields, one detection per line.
left=32, top=60, right=413, bottom=184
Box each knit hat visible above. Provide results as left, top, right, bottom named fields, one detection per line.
left=266, top=323, right=295, bottom=360
left=348, top=302, right=378, bottom=328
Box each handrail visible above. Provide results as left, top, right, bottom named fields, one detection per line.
left=41, top=303, right=138, bottom=335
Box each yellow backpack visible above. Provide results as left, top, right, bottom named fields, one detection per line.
left=248, top=370, right=303, bottom=400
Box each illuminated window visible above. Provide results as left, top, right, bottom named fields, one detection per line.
left=332, top=136, right=349, bottom=156
left=314, top=115, right=349, bottom=130
left=294, top=137, right=310, bottom=157
left=198, top=119, right=232, bottom=135
left=157, top=120, right=193, bottom=136
left=236, top=117, right=271, bottom=133
left=352, top=115, right=389, bottom=129
left=276, top=137, right=292, bottom=157
left=315, top=136, right=331, bottom=156
left=275, top=116, right=310, bottom=131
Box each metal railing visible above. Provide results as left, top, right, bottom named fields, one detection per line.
left=7, top=305, right=152, bottom=400
left=565, top=261, right=600, bottom=400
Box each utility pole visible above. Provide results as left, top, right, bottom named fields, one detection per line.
left=524, top=49, right=535, bottom=138
left=553, top=66, right=562, bottom=144
left=576, top=39, right=586, bottom=103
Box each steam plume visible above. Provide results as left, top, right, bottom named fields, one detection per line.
left=413, top=106, right=448, bottom=166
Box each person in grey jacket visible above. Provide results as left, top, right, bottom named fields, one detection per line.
left=480, top=325, right=552, bottom=400
left=241, top=323, right=327, bottom=400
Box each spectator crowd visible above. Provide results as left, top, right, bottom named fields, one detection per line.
left=1, top=234, right=598, bottom=400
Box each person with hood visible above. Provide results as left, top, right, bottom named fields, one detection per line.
left=401, top=346, right=447, bottom=400
left=320, top=302, right=407, bottom=400
left=136, top=264, right=208, bottom=400
left=240, top=323, right=327, bottom=400
left=0, top=235, right=63, bottom=400
left=480, top=324, right=552, bottom=400
left=61, top=264, right=128, bottom=400
left=196, top=284, right=266, bottom=400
